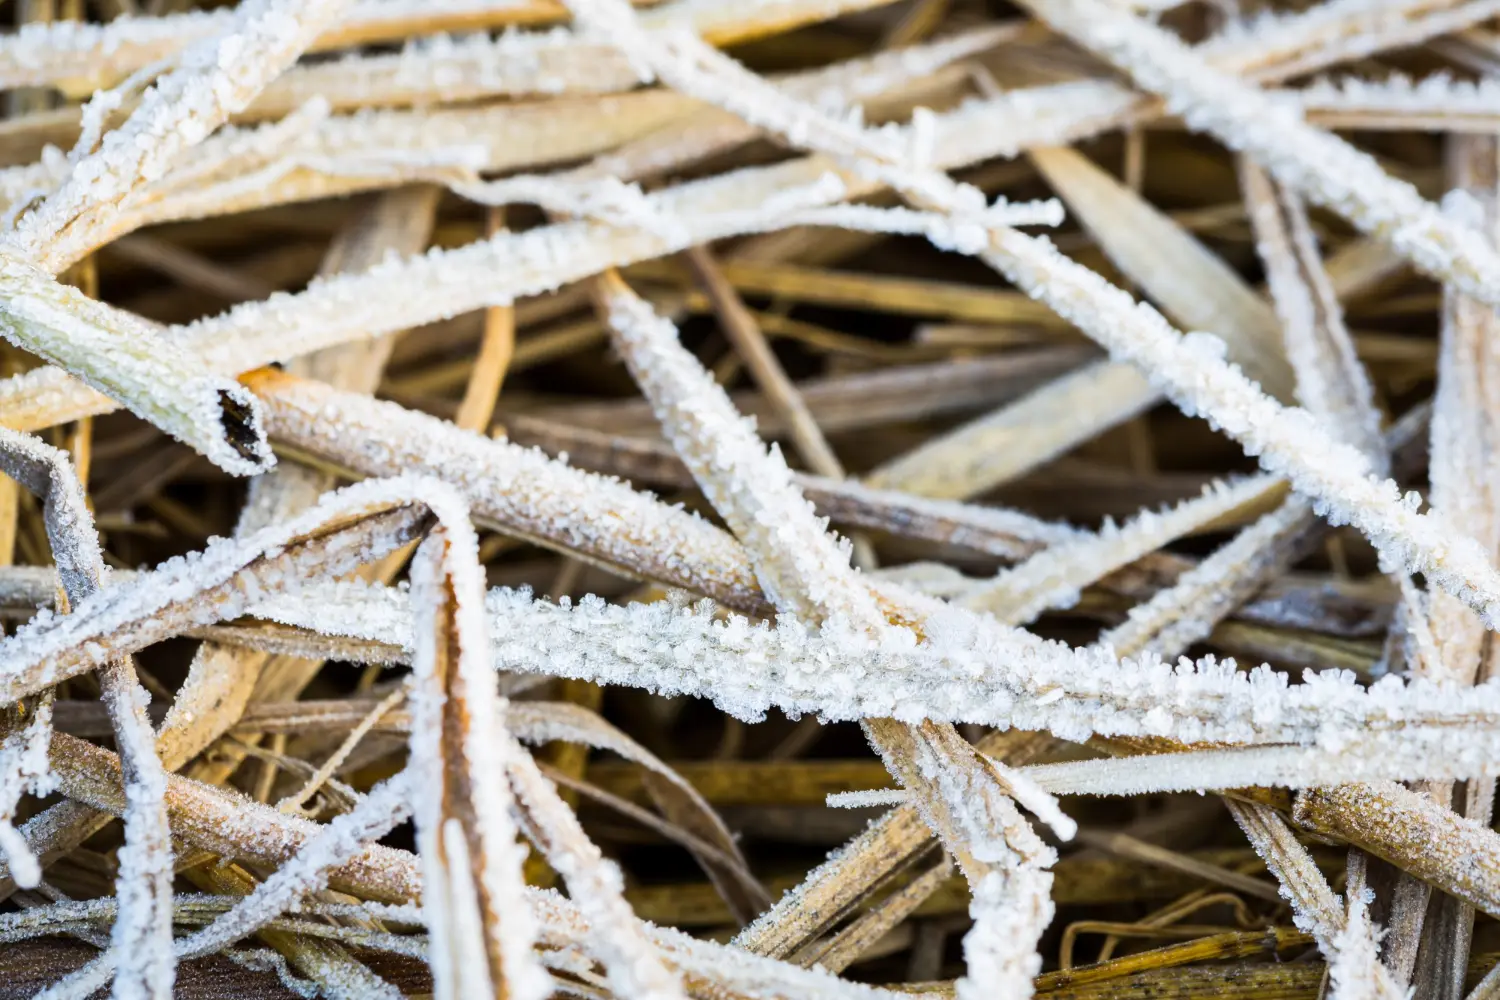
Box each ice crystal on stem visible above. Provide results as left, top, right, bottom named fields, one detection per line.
left=1010, top=0, right=1500, bottom=314
left=589, top=198, right=1065, bottom=998
left=238, top=578, right=1500, bottom=778
left=404, top=506, right=549, bottom=1000
left=0, top=426, right=174, bottom=1000
left=1228, top=802, right=1404, bottom=1000
left=568, top=0, right=1500, bottom=633
left=0, top=0, right=356, bottom=479
left=961, top=475, right=1276, bottom=624
left=0, top=694, right=52, bottom=891
left=12, top=0, right=355, bottom=269
left=597, top=274, right=883, bottom=625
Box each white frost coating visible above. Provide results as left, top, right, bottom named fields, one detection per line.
left=1097, top=496, right=1314, bottom=658
left=1011, top=0, right=1500, bottom=314
left=403, top=490, right=679, bottom=999
left=523, top=886, right=913, bottom=1000
left=0, top=0, right=901, bottom=91
left=451, top=174, right=689, bottom=238
left=11, top=0, right=357, bottom=270
left=221, top=950, right=322, bottom=1000
left=601, top=283, right=882, bottom=626
left=900, top=728, right=1057, bottom=1000
left=0, top=696, right=54, bottom=889
left=983, top=227, right=1500, bottom=628
left=570, top=0, right=1500, bottom=637
left=1227, top=798, right=1345, bottom=945
left=177, top=771, right=414, bottom=959
left=561, top=17, right=1077, bottom=979
left=1326, top=861, right=1400, bottom=1000
left=260, top=27, right=647, bottom=111
left=0, top=0, right=354, bottom=480
left=594, top=269, right=1066, bottom=1000
left=0, top=87, right=1122, bottom=438
left=1296, top=73, right=1500, bottom=128
left=568, top=0, right=1013, bottom=236
left=959, top=862, right=1053, bottom=1000
left=506, top=700, right=756, bottom=906
left=1242, top=162, right=1385, bottom=471
left=825, top=789, right=908, bottom=808
left=244, top=0, right=1009, bottom=111
left=387, top=496, right=549, bottom=1000
left=777, top=199, right=1065, bottom=252
left=506, top=753, right=690, bottom=1000
left=1422, top=184, right=1500, bottom=691
left=0, top=21, right=1006, bottom=232
left=0, top=425, right=174, bottom=1000
left=248, top=370, right=766, bottom=610
left=0, top=250, right=275, bottom=477
left=1023, top=742, right=1500, bottom=795
left=1240, top=159, right=1446, bottom=702
left=1198, top=0, right=1489, bottom=80
left=598, top=260, right=1065, bottom=1000
left=1227, top=802, right=1405, bottom=1000
left=961, top=475, right=1275, bottom=624
left=0, top=473, right=465, bottom=708
left=35, top=774, right=415, bottom=1000
left=8, top=882, right=909, bottom=1000
left=246, top=580, right=1500, bottom=775
left=568, top=0, right=1500, bottom=640
left=455, top=170, right=1025, bottom=245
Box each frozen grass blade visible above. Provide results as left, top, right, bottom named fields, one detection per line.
left=37, top=772, right=414, bottom=1000
left=1227, top=801, right=1404, bottom=1000
left=0, top=0, right=359, bottom=479
left=960, top=475, right=1280, bottom=624
left=1381, top=133, right=1500, bottom=995
left=10, top=0, right=356, bottom=269
left=586, top=205, right=1068, bottom=996
left=1296, top=74, right=1500, bottom=132
left=233, top=578, right=1500, bottom=779
left=245, top=367, right=768, bottom=612
left=1241, top=160, right=1385, bottom=469
left=404, top=500, right=548, bottom=1000
left=0, top=475, right=447, bottom=708
left=34, top=731, right=902, bottom=1000
left=0, top=426, right=174, bottom=1000
left=1011, top=0, right=1500, bottom=315
left=508, top=700, right=767, bottom=922
left=565, top=0, right=1500, bottom=639
left=1031, top=145, right=1293, bottom=399
left=0, top=252, right=273, bottom=476
left=0, top=0, right=902, bottom=93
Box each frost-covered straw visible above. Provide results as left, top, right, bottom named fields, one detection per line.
left=0, top=476, right=442, bottom=709
left=37, top=733, right=904, bottom=1000
left=402, top=495, right=550, bottom=1000
left=1226, top=801, right=1405, bottom=1000
left=0, top=73, right=1254, bottom=443
left=959, top=475, right=1279, bottom=624
left=593, top=270, right=1071, bottom=1000
left=10, top=0, right=355, bottom=268
left=34, top=772, right=416, bottom=1000
left=240, top=580, right=1500, bottom=781
left=245, top=368, right=769, bottom=613
left=0, top=0, right=903, bottom=93
left=0, top=426, right=174, bottom=1000
left=1010, top=0, right=1500, bottom=315
left=0, top=0, right=356, bottom=479
left=0, top=252, right=274, bottom=477
left=565, top=0, right=1500, bottom=631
